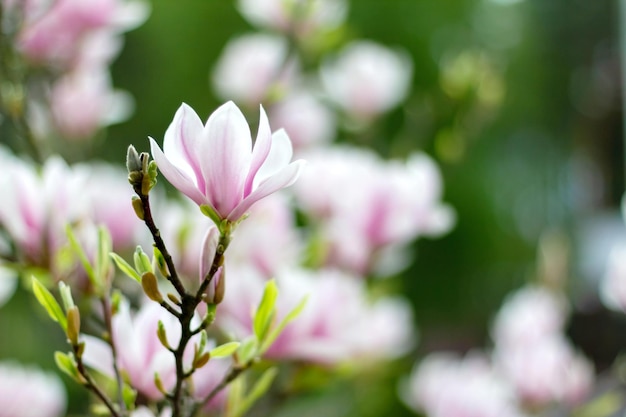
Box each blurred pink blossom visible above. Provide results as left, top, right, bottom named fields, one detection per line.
left=237, top=0, right=348, bottom=35
left=212, top=34, right=298, bottom=106
left=218, top=266, right=414, bottom=364
left=403, top=353, right=527, bottom=417
left=17, top=0, right=148, bottom=68
left=293, top=147, right=454, bottom=274
left=321, top=40, right=413, bottom=120
left=269, top=89, right=336, bottom=152
left=49, top=68, right=133, bottom=140
left=0, top=361, right=66, bottom=417
left=82, top=300, right=230, bottom=405
left=491, top=285, right=594, bottom=407
left=150, top=101, right=305, bottom=222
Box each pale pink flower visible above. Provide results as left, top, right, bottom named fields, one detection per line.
left=82, top=300, right=230, bottom=405
left=237, top=0, right=348, bottom=35
left=218, top=266, right=414, bottom=364
left=293, top=147, right=454, bottom=273
left=404, top=353, right=527, bottom=417
left=491, top=285, right=568, bottom=348
left=493, top=336, right=594, bottom=407
left=269, top=89, right=336, bottom=151
left=0, top=361, right=66, bottom=417
left=321, top=41, right=413, bottom=119
left=226, top=193, right=302, bottom=277
left=50, top=67, right=133, bottom=140
left=212, top=34, right=298, bottom=106
left=17, top=0, right=148, bottom=68
left=149, top=101, right=305, bottom=222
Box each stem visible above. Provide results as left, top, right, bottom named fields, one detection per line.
left=74, top=343, right=121, bottom=417
left=101, top=296, right=126, bottom=415
left=189, top=360, right=255, bottom=416
left=138, top=193, right=187, bottom=297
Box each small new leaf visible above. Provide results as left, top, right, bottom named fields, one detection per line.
left=54, top=351, right=84, bottom=384
left=133, top=246, right=152, bottom=275
left=238, top=367, right=279, bottom=417
left=109, top=253, right=141, bottom=283
left=253, top=280, right=278, bottom=344
left=32, top=277, right=67, bottom=331
left=66, top=306, right=81, bottom=346
left=157, top=320, right=170, bottom=350
left=209, top=342, right=240, bottom=358
left=193, top=352, right=211, bottom=369
left=261, top=295, right=308, bottom=354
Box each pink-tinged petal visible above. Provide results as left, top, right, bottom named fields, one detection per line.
left=244, top=104, right=272, bottom=196
left=202, top=101, right=253, bottom=216
left=199, top=226, right=219, bottom=282
left=81, top=335, right=115, bottom=377
left=150, top=137, right=206, bottom=206
left=163, top=103, right=206, bottom=191
left=253, top=129, right=294, bottom=187
left=228, top=159, right=305, bottom=221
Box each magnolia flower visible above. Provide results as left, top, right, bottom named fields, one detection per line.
left=0, top=361, right=66, bottom=417
left=218, top=266, right=414, bottom=363
left=237, top=0, right=348, bottom=35
left=82, top=300, right=230, bottom=404
left=269, top=89, right=336, bottom=151
left=150, top=101, right=305, bottom=222
left=321, top=40, right=413, bottom=119
left=403, top=353, right=527, bottom=417
left=212, top=34, right=298, bottom=106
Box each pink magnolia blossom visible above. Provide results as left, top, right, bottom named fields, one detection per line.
left=293, top=147, right=454, bottom=274
left=82, top=300, right=230, bottom=405
left=321, top=41, right=413, bottom=119
left=269, top=90, right=336, bottom=152
left=491, top=285, right=594, bottom=407
left=0, top=361, right=66, bottom=417
left=17, top=0, right=148, bottom=68
left=149, top=101, right=305, bottom=222
left=218, top=266, right=414, bottom=364
left=237, top=0, right=348, bottom=35
left=212, top=34, right=298, bottom=106
left=403, top=353, right=527, bottom=417
left=50, top=67, right=133, bottom=140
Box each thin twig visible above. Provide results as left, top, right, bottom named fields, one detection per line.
left=101, top=296, right=126, bottom=415
left=74, top=344, right=121, bottom=417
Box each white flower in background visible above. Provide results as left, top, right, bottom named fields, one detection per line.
left=321, top=40, right=413, bottom=119
left=269, top=89, right=336, bottom=151
left=491, top=285, right=594, bottom=407
left=212, top=34, right=298, bottom=106
left=0, top=361, right=66, bottom=417
left=237, top=0, right=348, bottom=35
left=403, top=353, right=527, bottom=417
left=600, top=244, right=626, bottom=312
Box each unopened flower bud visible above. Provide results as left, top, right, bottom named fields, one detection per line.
left=133, top=246, right=152, bottom=274
left=167, top=293, right=181, bottom=306
left=141, top=272, right=163, bottom=303
left=193, top=352, right=211, bottom=369
left=126, top=145, right=142, bottom=173
left=131, top=196, right=144, bottom=220
left=66, top=306, right=81, bottom=346
left=207, top=267, right=225, bottom=305
left=154, top=372, right=167, bottom=395
left=153, top=247, right=169, bottom=277
left=157, top=320, right=170, bottom=350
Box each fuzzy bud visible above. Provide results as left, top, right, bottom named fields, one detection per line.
left=131, top=196, right=145, bottom=220
left=66, top=306, right=81, bottom=346
left=141, top=272, right=163, bottom=303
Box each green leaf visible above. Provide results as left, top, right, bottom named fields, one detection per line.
left=260, top=295, right=308, bottom=354
left=65, top=224, right=96, bottom=287
left=122, top=383, right=137, bottom=411
left=237, top=367, right=278, bottom=417
left=54, top=351, right=82, bottom=383
left=133, top=246, right=152, bottom=275
left=253, top=279, right=278, bottom=343
left=109, top=253, right=141, bottom=283
left=96, top=226, right=112, bottom=284
left=32, top=277, right=67, bottom=330
left=237, top=336, right=258, bottom=364
left=210, top=342, right=241, bottom=358
left=226, top=374, right=246, bottom=417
